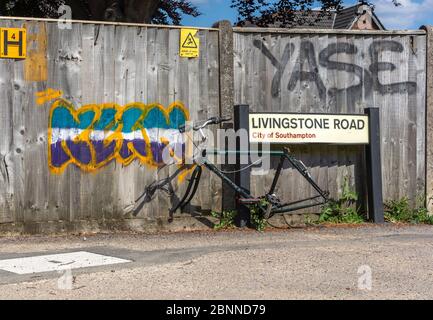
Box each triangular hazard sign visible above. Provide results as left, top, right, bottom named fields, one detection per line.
left=182, top=33, right=197, bottom=49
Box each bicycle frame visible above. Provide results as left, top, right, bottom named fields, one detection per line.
left=171, top=147, right=329, bottom=216
left=265, top=147, right=329, bottom=214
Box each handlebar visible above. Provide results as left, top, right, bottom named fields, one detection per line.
left=178, top=116, right=232, bottom=133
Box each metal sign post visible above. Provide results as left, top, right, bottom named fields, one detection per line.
left=234, top=104, right=251, bottom=227
left=364, top=108, right=384, bottom=223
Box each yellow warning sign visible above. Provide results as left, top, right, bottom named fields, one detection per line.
left=180, top=28, right=199, bottom=58
left=0, top=27, right=26, bottom=59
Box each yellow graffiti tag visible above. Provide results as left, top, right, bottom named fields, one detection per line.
left=48, top=98, right=189, bottom=174
left=36, top=88, right=63, bottom=105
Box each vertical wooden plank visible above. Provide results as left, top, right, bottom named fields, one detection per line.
left=207, top=30, right=222, bottom=212
left=188, top=29, right=209, bottom=211
left=11, top=19, right=35, bottom=225
left=0, top=19, right=15, bottom=223
left=243, top=33, right=252, bottom=108
left=344, top=35, right=360, bottom=203
left=286, top=34, right=302, bottom=207
left=414, top=35, right=426, bottom=199
left=21, top=21, right=51, bottom=223
left=102, top=24, right=118, bottom=220
left=325, top=33, right=339, bottom=200
left=165, top=27, right=183, bottom=216
left=309, top=33, right=329, bottom=212
left=383, top=34, right=399, bottom=200
left=46, top=21, right=69, bottom=224
left=423, top=27, right=433, bottom=211
left=132, top=26, right=152, bottom=219
left=316, top=33, right=330, bottom=205
left=399, top=35, right=411, bottom=200
left=77, top=23, right=96, bottom=222
left=296, top=34, right=315, bottom=210
left=196, top=30, right=212, bottom=211
left=361, top=33, right=376, bottom=209
left=250, top=32, right=273, bottom=199
left=407, top=35, right=424, bottom=201
left=278, top=34, right=294, bottom=206
left=353, top=35, right=368, bottom=209
left=233, top=33, right=243, bottom=105
left=168, top=27, right=190, bottom=217
left=114, top=25, right=138, bottom=220
left=143, top=27, right=160, bottom=219
left=154, top=27, right=172, bottom=218
left=93, top=24, right=115, bottom=221
left=64, top=22, right=83, bottom=223
left=335, top=34, right=348, bottom=200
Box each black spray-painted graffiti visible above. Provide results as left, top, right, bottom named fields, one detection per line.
left=253, top=39, right=417, bottom=103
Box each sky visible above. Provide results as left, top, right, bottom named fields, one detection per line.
left=181, top=0, right=433, bottom=30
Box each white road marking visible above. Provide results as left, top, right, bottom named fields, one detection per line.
left=0, top=251, right=131, bottom=275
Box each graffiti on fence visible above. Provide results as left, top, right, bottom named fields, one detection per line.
left=48, top=98, right=189, bottom=174
left=36, top=88, right=63, bottom=105
left=253, top=39, right=417, bottom=103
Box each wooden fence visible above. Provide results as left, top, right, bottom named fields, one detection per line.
left=0, top=18, right=221, bottom=229
left=0, top=17, right=430, bottom=232
left=233, top=28, right=427, bottom=213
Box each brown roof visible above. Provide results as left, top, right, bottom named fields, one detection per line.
left=334, top=5, right=359, bottom=29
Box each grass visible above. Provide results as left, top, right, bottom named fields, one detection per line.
left=211, top=200, right=268, bottom=232
left=211, top=210, right=237, bottom=230
left=249, top=199, right=268, bottom=232
left=318, top=176, right=365, bottom=224
left=384, top=195, right=433, bottom=225
left=211, top=183, right=433, bottom=230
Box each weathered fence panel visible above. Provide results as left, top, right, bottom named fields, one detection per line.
left=233, top=29, right=427, bottom=211
left=0, top=18, right=220, bottom=228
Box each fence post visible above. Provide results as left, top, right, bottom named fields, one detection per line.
left=421, top=25, right=433, bottom=213
left=215, top=20, right=236, bottom=212
left=215, top=20, right=234, bottom=118
left=364, top=107, right=384, bottom=223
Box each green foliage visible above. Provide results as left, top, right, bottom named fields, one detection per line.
left=212, top=199, right=269, bottom=232
left=384, top=195, right=433, bottom=224
left=249, top=198, right=268, bottom=232
left=304, top=214, right=318, bottom=225
left=319, top=176, right=365, bottom=224
left=384, top=197, right=412, bottom=223
left=0, top=0, right=200, bottom=25
left=211, top=210, right=237, bottom=230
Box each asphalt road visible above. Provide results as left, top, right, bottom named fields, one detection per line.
left=0, top=224, right=432, bottom=299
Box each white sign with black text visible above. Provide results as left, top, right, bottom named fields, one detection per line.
left=249, top=113, right=369, bottom=144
